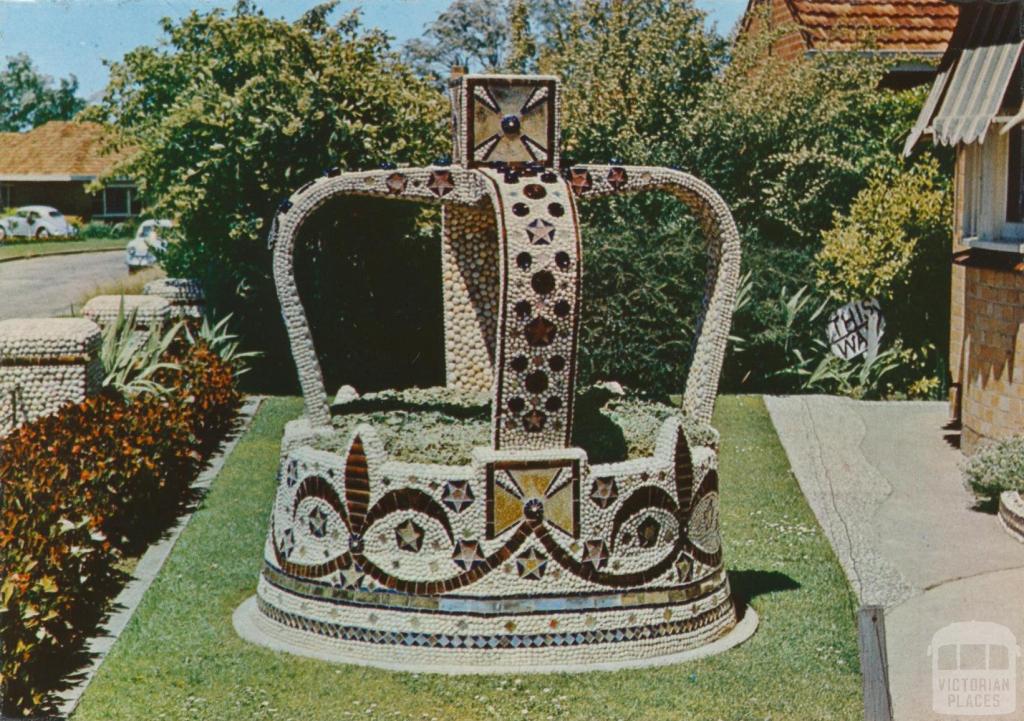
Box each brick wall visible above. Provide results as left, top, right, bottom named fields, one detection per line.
left=951, top=252, right=1024, bottom=453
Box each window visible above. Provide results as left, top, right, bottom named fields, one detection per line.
left=103, top=186, right=129, bottom=216
left=958, top=125, right=1024, bottom=248
left=1008, top=125, right=1023, bottom=223
left=92, top=184, right=137, bottom=218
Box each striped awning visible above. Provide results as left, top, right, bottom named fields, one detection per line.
left=904, top=1, right=1024, bottom=155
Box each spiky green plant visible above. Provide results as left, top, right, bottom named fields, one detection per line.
left=99, top=298, right=184, bottom=396
left=185, top=313, right=259, bottom=376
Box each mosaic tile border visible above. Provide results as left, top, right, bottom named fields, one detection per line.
left=253, top=592, right=735, bottom=651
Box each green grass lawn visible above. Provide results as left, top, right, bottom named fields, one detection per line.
left=0, top=236, right=125, bottom=261
left=72, top=396, right=862, bottom=721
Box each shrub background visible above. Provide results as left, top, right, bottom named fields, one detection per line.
left=91, top=0, right=953, bottom=399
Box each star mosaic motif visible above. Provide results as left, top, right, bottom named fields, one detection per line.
left=522, top=409, right=547, bottom=433
left=675, top=556, right=692, bottom=582
left=581, top=539, right=609, bottom=571
left=606, top=166, right=629, bottom=190
left=569, top=168, right=593, bottom=195
left=515, top=547, right=548, bottom=580
left=524, top=316, right=557, bottom=347
left=336, top=559, right=365, bottom=590
left=589, top=477, right=618, bottom=509
left=385, top=172, right=408, bottom=195
left=427, top=170, right=455, bottom=197
left=394, top=519, right=424, bottom=552
left=526, top=218, right=556, bottom=245
left=442, top=480, right=475, bottom=512
left=452, top=540, right=485, bottom=570
left=279, top=528, right=296, bottom=558
left=307, top=506, right=329, bottom=538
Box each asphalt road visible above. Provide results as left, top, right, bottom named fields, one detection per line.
left=0, top=250, right=127, bottom=320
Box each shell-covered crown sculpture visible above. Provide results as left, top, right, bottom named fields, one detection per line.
left=234, top=73, right=752, bottom=672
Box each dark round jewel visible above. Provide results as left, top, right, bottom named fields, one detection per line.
left=531, top=270, right=555, bottom=294
left=516, top=252, right=532, bottom=270
left=515, top=300, right=532, bottom=318
left=513, top=202, right=530, bottom=217
left=549, top=355, right=566, bottom=372
left=511, top=355, right=529, bottom=372
left=348, top=534, right=365, bottom=553
left=545, top=396, right=562, bottom=411
left=523, top=497, right=544, bottom=521
left=508, top=396, right=526, bottom=414
left=555, top=251, right=571, bottom=270
left=277, top=199, right=293, bottom=214
left=501, top=114, right=522, bottom=135
left=548, top=202, right=565, bottom=217
left=324, top=166, right=341, bottom=177
left=525, top=371, right=549, bottom=394
left=434, top=155, right=452, bottom=166
left=541, top=171, right=558, bottom=183
left=554, top=299, right=572, bottom=317
left=379, top=161, right=397, bottom=170
left=524, top=184, right=547, bottom=200
left=504, top=170, right=520, bottom=184
left=609, top=157, right=623, bottom=165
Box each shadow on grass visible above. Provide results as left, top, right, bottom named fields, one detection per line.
left=728, top=569, right=801, bottom=618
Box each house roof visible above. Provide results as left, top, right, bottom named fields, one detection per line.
left=904, top=1, right=1024, bottom=153
left=0, top=121, right=132, bottom=182
left=748, top=0, right=960, bottom=55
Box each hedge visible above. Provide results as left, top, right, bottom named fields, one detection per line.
left=0, top=341, right=240, bottom=716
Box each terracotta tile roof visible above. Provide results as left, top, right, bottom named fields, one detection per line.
left=788, top=1, right=959, bottom=53
left=0, top=121, right=132, bottom=179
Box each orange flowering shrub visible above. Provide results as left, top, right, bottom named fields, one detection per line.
left=0, top=341, right=240, bottom=716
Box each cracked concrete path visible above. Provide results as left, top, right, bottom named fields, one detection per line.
left=0, top=250, right=126, bottom=320
left=765, top=395, right=1024, bottom=721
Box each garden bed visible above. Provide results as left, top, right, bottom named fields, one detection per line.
left=71, top=395, right=863, bottom=721
left=309, top=385, right=715, bottom=465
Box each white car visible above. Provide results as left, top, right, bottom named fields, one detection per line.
left=126, top=219, right=174, bottom=271
left=0, top=206, right=78, bottom=241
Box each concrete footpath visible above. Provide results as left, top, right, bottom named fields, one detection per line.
left=765, top=396, right=1024, bottom=721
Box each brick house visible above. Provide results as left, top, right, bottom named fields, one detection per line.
left=740, top=0, right=960, bottom=88
left=0, top=120, right=137, bottom=221
left=906, top=0, right=1024, bottom=453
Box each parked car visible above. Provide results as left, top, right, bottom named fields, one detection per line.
left=125, top=219, right=174, bottom=271
left=0, top=206, right=78, bottom=241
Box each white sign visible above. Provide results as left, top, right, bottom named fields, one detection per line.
left=930, top=621, right=1020, bottom=716
left=826, top=299, right=885, bottom=361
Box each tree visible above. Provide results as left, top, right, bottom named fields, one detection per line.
left=88, top=2, right=449, bottom=391
left=0, top=53, right=85, bottom=131
left=403, top=0, right=509, bottom=77
left=402, top=0, right=573, bottom=79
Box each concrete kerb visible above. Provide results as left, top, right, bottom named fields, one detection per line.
left=53, top=396, right=263, bottom=719
left=0, top=246, right=124, bottom=265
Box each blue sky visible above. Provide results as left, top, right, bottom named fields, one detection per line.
left=0, top=0, right=748, bottom=101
